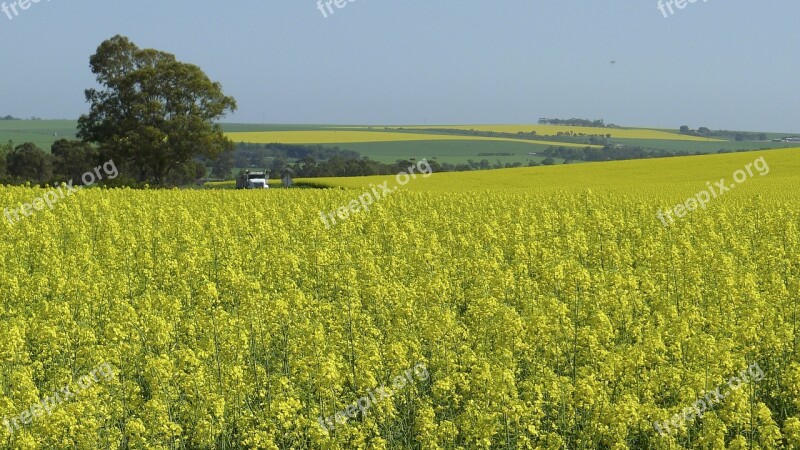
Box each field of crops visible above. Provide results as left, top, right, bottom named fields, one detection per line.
left=0, top=120, right=79, bottom=149
left=306, top=147, right=800, bottom=193
left=387, top=125, right=724, bottom=141
left=225, top=131, right=600, bottom=149
left=1, top=148, right=800, bottom=449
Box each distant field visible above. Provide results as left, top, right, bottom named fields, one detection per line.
left=329, top=140, right=563, bottom=164
left=225, top=130, right=601, bottom=149
left=210, top=146, right=800, bottom=193
left=343, top=124, right=726, bottom=141
left=305, top=146, right=800, bottom=195
left=218, top=123, right=332, bottom=132
left=0, top=120, right=79, bottom=148
left=608, top=138, right=797, bottom=154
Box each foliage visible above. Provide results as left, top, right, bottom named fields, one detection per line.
left=210, top=148, right=235, bottom=180
left=0, top=140, right=10, bottom=177
left=5, top=143, right=51, bottom=183
left=164, top=160, right=208, bottom=186
left=77, top=35, right=237, bottom=185
left=50, top=139, right=102, bottom=185
left=537, top=117, right=608, bottom=127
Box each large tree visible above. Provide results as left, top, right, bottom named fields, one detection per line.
left=78, top=35, right=237, bottom=185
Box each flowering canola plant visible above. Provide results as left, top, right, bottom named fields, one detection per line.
left=0, top=147, right=799, bottom=448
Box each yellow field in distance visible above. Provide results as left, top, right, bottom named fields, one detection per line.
left=337, top=125, right=723, bottom=141
left=225, top=131, right=601, bottom=148
left=304, top=147, right=800, bottom=198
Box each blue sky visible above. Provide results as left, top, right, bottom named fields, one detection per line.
left=0, top=0, right=798, bottom=132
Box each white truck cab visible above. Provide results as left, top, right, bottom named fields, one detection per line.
left=236, top=171, right=269, bottom=189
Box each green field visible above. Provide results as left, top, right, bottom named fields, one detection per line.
left=609, top=138, right=797, bottom=154
left=0, top=120, right=79, bottom=149
left=290, top=139, right=564, bottom=164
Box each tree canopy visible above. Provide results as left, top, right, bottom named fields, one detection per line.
left=78, top=35, right=236, bottom=185
left=6, top=142, right=51, bottom=183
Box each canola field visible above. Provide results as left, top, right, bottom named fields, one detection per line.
left=225, top=130, right=601, bottom=149
left=1, top=148, right=800, bottom=449
left=340, top=124, right=724, bottom=142
left=307, top=147, right=800, bottom=194
left=378, top=125, right=724, bottom=142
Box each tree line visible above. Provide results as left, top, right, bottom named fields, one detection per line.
left=679, top=125, right=768, bottom=141
left=231, top=143, right=361, bottom=170
left=0, top=137, right=551, bottom=185
left=0, top=139, right=209, bottom=186
left=539, top=144, right=680, bottom=162
left=540, top=143, right=772, bottom=163
left=404, top=127, right=611, bottom=145
left=280, top=157, right=546, bottom=178
left=537, top=118, right=619, bottom=128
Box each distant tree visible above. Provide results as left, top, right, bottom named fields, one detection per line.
left=78, top=35, right=237, bottom=185
left=6, top=143, right=52, bottom=183
left=0, top=142, right=9, bottom=178
left=758, top=133, right=768, bottom=141
left=268, top=157, right=288, bottom=179
left=679, top=125, right=690, bottom=134
left=698, top=127, right=711, bottom=135
left=210, top=149, right=234, bottom=179
left=426, top=159, right=444, bottom=173
left=734, top=133, right=745, bottom=142
left=541, top=158, right=556, bottom=166
left=295, top=157, right=318, bottom=177
left=165, top=160, right=207, bottom=186
left=51, top=139, right=101, bottom=184
left=0, top=140, right=12, bottom=177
